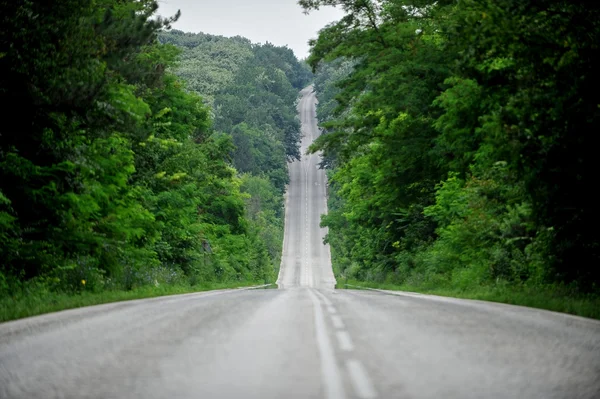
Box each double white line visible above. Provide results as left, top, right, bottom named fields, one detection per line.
left=308, top=289, right=377, bottom=399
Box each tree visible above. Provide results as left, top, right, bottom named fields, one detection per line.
left=304, top=0, right=600, bottom=292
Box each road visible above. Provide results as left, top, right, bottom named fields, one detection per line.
left=1, top=86, right=599, bottom=399
left=277, top=86, right=336, bottom=289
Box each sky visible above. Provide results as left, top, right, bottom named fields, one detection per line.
left=156, top=0, right=345, bottom=59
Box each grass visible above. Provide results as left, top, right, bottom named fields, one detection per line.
left=0, top=281, right=271, bottom=323
left=5, top=276, right=598, bottom=323
left=338, top=279, right=600, bottom=320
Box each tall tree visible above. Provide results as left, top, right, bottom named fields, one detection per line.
left=304, top=0, right=600, bottom=291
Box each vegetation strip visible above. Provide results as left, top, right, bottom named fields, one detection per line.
left=340, top=282, right=600, bottom=320
left=0, top=282, right=273, bottom=323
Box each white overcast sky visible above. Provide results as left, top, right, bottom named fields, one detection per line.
left=156, top=0, right=344, bottom=59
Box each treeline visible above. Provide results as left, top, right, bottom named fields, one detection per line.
left=0, top=0, right=308, bottom=301
left=304, top=0, right=600, bottom=295
left=159, top=30, right=312, bottom=191
left=159, top=30, right=312, bottom=275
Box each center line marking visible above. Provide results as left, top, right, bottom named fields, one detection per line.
left=331, top=315, right=345, bottom=329
left=308, top=290, right=346, bottom=399
left=336, top=330, right=354, bottom=351
left=314, top=290, right=333, bottom=306
left=347, top=359, right=378, bottom=399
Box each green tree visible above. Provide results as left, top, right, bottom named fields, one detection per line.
left=304, top=0, right=600, bottom=294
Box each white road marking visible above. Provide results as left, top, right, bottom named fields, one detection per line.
left=331, top=315, right=345, bottom=329
left=347, top=359, right=378, bottom=399
left=308, top=290, right=346, bottom=399
left=314, top=290, right=333, bottom=306
left=327, top=306, right=337, bottom=314
left=336, top=330, right=354, bottom=352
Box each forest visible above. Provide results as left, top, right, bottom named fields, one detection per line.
left=0, top=0, right=310, bottom=320
left=1, top=0, right=599, bottom=320
left=303, top=0, right=600, bottom=312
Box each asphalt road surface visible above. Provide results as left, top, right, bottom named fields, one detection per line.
left=277, top=86, right=336, bottom=290
left=1, top=87, right=599, bottom=399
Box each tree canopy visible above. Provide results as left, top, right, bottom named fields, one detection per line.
left=304, top=0, right=600, bottom=293
left=0, top=1, right=308, bottom=298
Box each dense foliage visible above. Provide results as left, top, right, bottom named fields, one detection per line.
left=159, top=30, right=312, bottom=277
left=303, top=0, right=600, bottom=294
left=0, top=0, right=307, bottom=300
left=160, top=30, right=312, bottom=190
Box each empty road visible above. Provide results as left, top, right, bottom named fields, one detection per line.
left=1, top=86, right=599, bottom=399
left=277, top=86, right=336, bottom=289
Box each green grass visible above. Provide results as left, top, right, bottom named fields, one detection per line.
left=338, top=279, right=600, bottom=320
left=5, top=276, right=598, bottom=323
left=0, top=281, right=271, bottom=323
